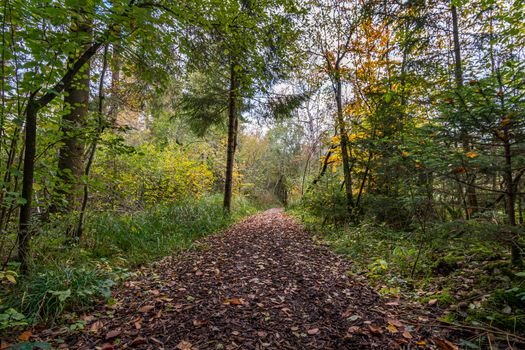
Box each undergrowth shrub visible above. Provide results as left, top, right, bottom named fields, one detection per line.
left=302, top=179, right=349, bottom=224
left=1, top=266, right=117, bottom=326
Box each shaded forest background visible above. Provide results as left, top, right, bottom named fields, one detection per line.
left=0, top=0, right=524, bottom=346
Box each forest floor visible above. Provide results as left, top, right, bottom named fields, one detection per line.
left=30, top=210, right=459, bottom=350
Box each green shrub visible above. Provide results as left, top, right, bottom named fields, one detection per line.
left=3, top=267, right=115, bottom=325
left=85, top=194, right=255, bottom=266
left=302, top=179, right=349, bottom=225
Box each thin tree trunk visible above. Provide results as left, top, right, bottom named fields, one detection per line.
left=223, top=61, right=239, bottom=214
left=334, top=70, right=355, bottom=218
left=502, top=132, right=521, bottom=265
left=75, top=45, right=109, bottom=237
left=451, top=3, right=478, bottom=218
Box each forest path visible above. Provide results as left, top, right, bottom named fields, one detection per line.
left=50, top=210, right=433, bottom=349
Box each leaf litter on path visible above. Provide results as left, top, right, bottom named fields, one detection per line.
left=31, top=210, right=455, bottom=349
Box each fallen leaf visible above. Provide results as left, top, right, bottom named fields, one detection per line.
left=307, top=328, right=319, bottom=335
left=150, top=337, right=163, bottom=345
left=348, top=326, right=360, bottom=333
left=105, top=329, right=121, bottom=340
left=134, top=321, right=142, bottom=330
left=100, top=343, right=114, bottom=350
left=387, top=319, right=404, bottom=328
left=257, top=331, right=267, bottom=337
left=428, top=299, right=438, bottom=306
left=90, top=320, right=104, bottom=332
left=192, top=319, right=206, bottom=327
left=19, top=331, right=32, bottom=341
left=223, top=298, right=245, bottom=305
left=176, top=340, right=194, bottom=350
left=386, top=324, right=398, bottom=333
left=368, top=325, right=383, bottom=335
left=0, top=341, right=11, bottom=350
left=402, top=331, right=413, bottom=339
left=290, top=326, right=299, bottom=331
left=130, top=337, right=147, bottom=347
left=433, top=338, right=459, bottom=350
left=139, top=305, right=155, bottom=313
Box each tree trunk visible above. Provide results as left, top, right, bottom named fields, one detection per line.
left=502, top=132, right=521, bottom=265
left=451, top=3, right=478, bottom=218
left=53, top=8, right=92, bottom=234
left=18, top=99, right=38, bottom=274
left=76, top=45, right=110, bottom=237
left=223, top=61, right=239, bottom=214
left=334, top=70, right=355, bottom=218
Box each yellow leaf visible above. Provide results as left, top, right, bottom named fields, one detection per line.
left=465, top=151, right=478, bottom=158
left=386, top=324, right=398, bottom=333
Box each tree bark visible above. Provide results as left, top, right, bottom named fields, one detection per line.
left=334, top=68, right=355, bottom=218
left=451, top=3, right=478, bottom=218
left=502, top=131, right=521, bottom=265
left=18, top=99, right=38, bottom=274
left=223, top=61, right=239, bottom=214
left=53, top=6, right=92, bottom=235
left=76, top=45, right=110, bottom=238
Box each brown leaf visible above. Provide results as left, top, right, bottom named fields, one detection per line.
left=433, top=338, right=459, bottom=350
left=100, top=343, right=114, bottom=350
left=223, top=298, right=245, bottom=305
left=90, top=320, right=104, bottom=332
left=368, top=325, right=383, bottom=335
left=387, top=319, right=404, bottom=328
left=257, top=331, right=267, bottom=337
left=192, top=319, right=206, bottom=327
left=428, top=299, right=438, bottom=306
left=81, top=315, right=95, bottom=322
left=130, top=337, right=147, bottom=347
left=348, top=326, right=360, bottom=334
left=19, top=331, right=32, bottom=341
left=139, top=305, right=155, bottom=313
left=134, top=321, right=142, bottom=330
left=307, top=328, right=319, bottom=335
left=150, top=337, right=163, bottom=345
left=0, top=341, right=11, bottom=350
left=402, top=331, right=413, bottom=339
left=105, top=329, right=121, bottom=340
left=176, top=340, right=194, bottom=350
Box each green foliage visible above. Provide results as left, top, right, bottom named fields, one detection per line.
left=302, top=178, right=350, bottom=224
left=0, top=308, right=28, bottom=330
left=91, top=141, right=215, bottom=210
left=2, top=267, right=115, bottom=324
left=85, top=195, right=252, bottom=266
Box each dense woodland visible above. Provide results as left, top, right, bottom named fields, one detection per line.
left=0, top=0, right=524, bottom=348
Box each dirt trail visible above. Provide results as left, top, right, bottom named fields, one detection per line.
left=43, top=211, right=435, bottom=349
